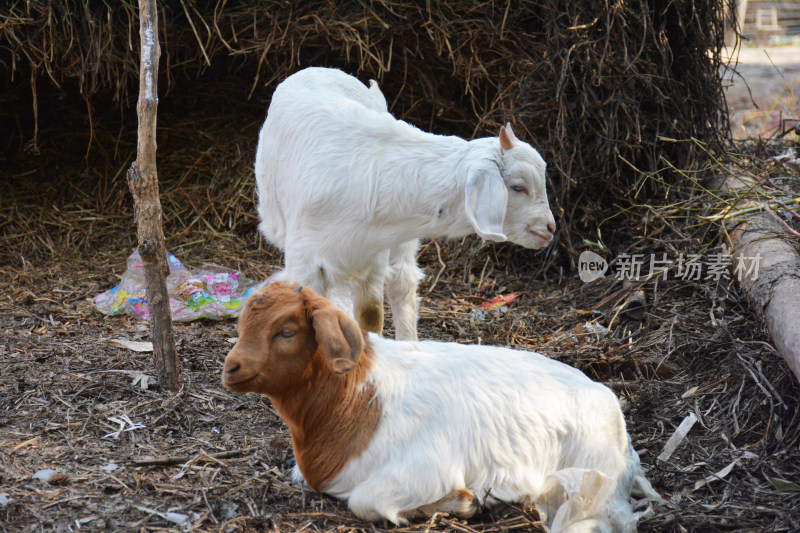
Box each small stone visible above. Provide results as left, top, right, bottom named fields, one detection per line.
left=33, top=468, right=57, bottom=482
left=101, top=462, right=120, bottom=472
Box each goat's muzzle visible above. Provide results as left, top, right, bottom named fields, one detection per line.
left=222, top=351, right=257, bottom=391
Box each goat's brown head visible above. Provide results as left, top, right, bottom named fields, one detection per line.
left=222, top=282, right=365, bottom=396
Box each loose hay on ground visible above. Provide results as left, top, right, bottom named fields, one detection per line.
left=2, top=132, right=800, bottom=530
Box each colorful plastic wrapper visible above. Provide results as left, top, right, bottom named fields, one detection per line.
left=93, top=249, right=265, bottom=321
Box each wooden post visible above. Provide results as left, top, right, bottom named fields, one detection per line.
left=127, top=0, right=180, bottom=392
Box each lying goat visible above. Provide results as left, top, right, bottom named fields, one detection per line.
left=222, top=283, right=659, bottom=532
left=255, top=67, right=556, bottom=341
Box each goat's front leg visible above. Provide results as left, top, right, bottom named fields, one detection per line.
left=387, top=240, right=423, bottom=341
left=353, top=253, right=389, bottom=335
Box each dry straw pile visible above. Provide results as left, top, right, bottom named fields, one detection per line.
left=1, top=0, right=733, bottom=249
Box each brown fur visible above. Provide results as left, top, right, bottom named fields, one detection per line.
left=222, top=283, right=381, bottom=491
left=357, top=302, right=384, bottom=335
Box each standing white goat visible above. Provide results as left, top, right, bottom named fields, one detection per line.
left=255, top=67, right=556, bottom=340
left=223, top=283, right=660, bottom=532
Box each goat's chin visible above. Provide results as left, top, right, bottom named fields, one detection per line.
left=222, top=373, right=260, bottom=393
left=507, top=230, right=553, bottom=250
left=532, top=234, right=554, bottom=249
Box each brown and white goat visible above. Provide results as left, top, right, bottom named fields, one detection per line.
left=222, top=283, right=659, bottom=532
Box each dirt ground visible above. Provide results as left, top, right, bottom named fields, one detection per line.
left=2, top=47, right=800, bottom=533
left=724, top=45, right=800, bottom=139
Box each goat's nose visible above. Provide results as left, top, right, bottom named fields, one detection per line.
left=224, top=361, right=241, bottom=375
left=547, top=222, right=556, bottom=235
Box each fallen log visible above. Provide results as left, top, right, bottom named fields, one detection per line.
left=722, top=177, right=800, bottom=384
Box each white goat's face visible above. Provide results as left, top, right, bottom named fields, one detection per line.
left=499, top=132, right=556, bottom=250
left=464, top=125, right=555, bottom=249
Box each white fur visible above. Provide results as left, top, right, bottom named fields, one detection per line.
left=255, top=67, right=555, bottom=340
left=294, top=334, right=660, bottom=532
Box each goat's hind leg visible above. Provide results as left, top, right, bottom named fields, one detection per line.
left=414, top=489, right=480, bottom=520
left=282, top=251, right=332, bottom=297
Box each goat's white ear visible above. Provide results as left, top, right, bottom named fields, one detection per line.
left=499, top=122, right=517, bottom=151
left=311, top=306, right=364, bottom=374
left=464, top=168, right=508, bottom=242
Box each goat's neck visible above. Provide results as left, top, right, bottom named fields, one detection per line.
left=387, top=137, right=500, bottom=240
left=269, top=345, right=380, bottom=491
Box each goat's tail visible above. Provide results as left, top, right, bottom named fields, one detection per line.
left=366, top=80, right=389, bottom=113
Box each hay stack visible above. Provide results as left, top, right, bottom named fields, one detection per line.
left=0, top=1, right=733, bottom=249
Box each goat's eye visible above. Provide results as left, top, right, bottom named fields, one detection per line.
left=511, top=184, right=527, bottom=193
left=278, top=328, right=296, bottom=338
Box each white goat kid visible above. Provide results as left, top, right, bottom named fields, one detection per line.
left=255, top=67, right=556, bottom=341
left=223, top=283, right=660, bottom=533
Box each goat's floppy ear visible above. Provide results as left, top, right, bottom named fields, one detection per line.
left=499, top=122, right=518, bottom=151
left=465, top=167, right=508, bottom=242
left=311, top=306, right=364, bottom=374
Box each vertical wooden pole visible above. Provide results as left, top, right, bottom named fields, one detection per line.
left=127, top=0, right=180, bottom=392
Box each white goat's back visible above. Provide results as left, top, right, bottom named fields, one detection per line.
left=256, top=69, right=463, bottom=247
left=255, top=68, right=388, bottom=253
left=276, top=66, right=388, bottom=113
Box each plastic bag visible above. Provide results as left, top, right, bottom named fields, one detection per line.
left=535, top=467, right=652, bottom=533
left=93, top=249, right=264, bottom=321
